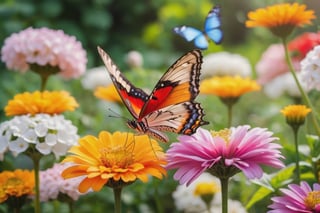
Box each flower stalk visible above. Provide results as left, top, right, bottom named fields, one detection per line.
left=220, top=177, right=229, bottom=213
left=113, top=187, right=122, bottom=213
left=31, top=154, right=42, bottom=213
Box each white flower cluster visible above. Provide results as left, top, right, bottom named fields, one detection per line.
left=172, top=172, right=247, bottom=213
left=301, top=45, right=320, bottom=91
left=201, top=52, right=252, bottom=78
left=263, top=72, right=310, bottom=99
left=0, top=114, right=79, bottom=160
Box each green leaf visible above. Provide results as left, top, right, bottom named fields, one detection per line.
left=246, top=165, right=295, bottom=209
left=246, top=186, right=273, bottom=209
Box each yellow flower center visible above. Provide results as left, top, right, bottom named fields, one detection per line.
left=305, top=191, right=320, bottom=210
left=211, top=129, right=231, bottom=144
left=194, top=182, right=220, bottom=196
left=101, top=145, right=134, bottom=168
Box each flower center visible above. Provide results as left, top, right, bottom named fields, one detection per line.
left=101, top=145, right=134, bottom=168
left=193, top=182, right=220, bottom=196
left=305, top=191, right=320, bottom=210
left=5, top=177, right=23, bottom=188
left=211, top=129, right=231, bottom=144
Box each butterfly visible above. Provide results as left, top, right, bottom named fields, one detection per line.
left=97, top=46, right=208, bottom=142
left=174, top=5, right=223, bottom=50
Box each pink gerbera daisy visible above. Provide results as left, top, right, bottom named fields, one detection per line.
left=166, top=126, right=284, bottom=186
left=268, top=181, right=320, bottom=213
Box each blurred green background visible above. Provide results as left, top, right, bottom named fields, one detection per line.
left=0, top=0, right=320, bottom=212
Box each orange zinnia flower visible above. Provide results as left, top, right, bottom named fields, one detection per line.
left=200, top=76, right=260, bottom=98
left=0, top=169, right=35, bottom=203
left=94, top=85, right=122, bottom=103
left=5, top=90, right=79, bottom=116
left=62, top=131, right=167, bottom=193
left=246, top=3, right=315, bottom=38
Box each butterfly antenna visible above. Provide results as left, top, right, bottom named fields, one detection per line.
left=107, top=108, right=129, bottom=122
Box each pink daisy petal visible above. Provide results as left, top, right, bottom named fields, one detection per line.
left=166, top=126, right=284, bottom=185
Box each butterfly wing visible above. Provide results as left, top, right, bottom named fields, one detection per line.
left=97, top=46, right=148, bottom=118
left=142, top=102, right=208, bottom=142
left=138, top=50, right=208, bottom=139
left=174, top=26, right=209, bottom=50
left=204, top=5, right=223, bottom=44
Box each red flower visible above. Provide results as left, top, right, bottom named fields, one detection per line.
left=288, top=32, right=320, bottom=59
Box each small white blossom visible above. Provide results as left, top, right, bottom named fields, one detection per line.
left=0, top=114, right=79, bottom=159
left=125, top=50, right=143, bottom=68
left=201, top=52, right=252, bottom=78
left=301, top=45, right=320, bottom=91
left=81, top=66, right=112, bottom=90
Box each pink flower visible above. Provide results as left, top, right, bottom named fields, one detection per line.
left=256, top=44, right=300, bottom=84
left=268, top=181, right=320, bottom=213
left=1, top=27, right=87, bottom=79
left=166, top=126, right=284, bottom=186
left=39, top=163, right=87, bottom=202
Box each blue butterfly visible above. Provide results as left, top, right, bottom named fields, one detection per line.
left=174, top=6, right=223, bottom=50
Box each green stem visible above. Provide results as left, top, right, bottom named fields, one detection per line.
left=113, top=187, right=122, bottom=213
left=32, top=156, right=41, bottom=213
left=282, top=38, right=320, bottom=136
left=153, top=179, right=163, bottom=213
left=68, top=201, right=74, bottom=213
left=220, top=177, right=229, bottom=213
left=227, top=103, right=233, bottom=127
left=40, top=74, right=49, bottom=92
left=292, top=126, right=301, bottom=182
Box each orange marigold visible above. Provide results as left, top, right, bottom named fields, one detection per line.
left=62, top=131, right=167, bottom=193
left=0, top=169, right=35, bottom=203
left=5, top=90, right=79, bottom=116
left=246, top=3, right=315, bottom=38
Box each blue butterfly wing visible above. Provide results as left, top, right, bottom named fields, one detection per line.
left=204, top=6, right=223, bottom=44
left=174, top=26, right=202, bottom=42
left=174, top=26, right=208, bottom=49
left=193, top=35, right=209, bottom=50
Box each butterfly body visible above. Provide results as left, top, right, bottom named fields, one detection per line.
left=174, top=5, right=223, bottom=49
left=97, top=47, right=208, bottom=142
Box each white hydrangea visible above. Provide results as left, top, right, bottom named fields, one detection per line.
left=300, top=45, right=320, bottom=91
left=201, top=52, right=252, bottom=78
left=263, top=72, right=310, bottom=99
left=81, top=66, right=112, bottom=90
left=0, top=114, right=79, bottom=160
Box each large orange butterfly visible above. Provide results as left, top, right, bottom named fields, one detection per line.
left=97, top=47, right=208, bottom=142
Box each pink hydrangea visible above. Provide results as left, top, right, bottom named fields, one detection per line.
left=1, top=27, right=87, bottom=79
left=39, top=163, right=88, bottom=201
left=256, top=44, right=300, bottom=84
left=166, top=126, right=284, bottom=186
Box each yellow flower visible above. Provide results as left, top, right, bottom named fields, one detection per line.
left=281, top=105, right=311, bottom=126
left=246, top=3, right=315, bottom=38
left=0, top=170, right=35, bottom=203
left=94, top=85, right=122, bottom=103
left=62, top=131, right=167, bottom=193
left=200, top=76, right=260, bottom=98
left=5, top=90, right=78, bottom=116
left=193, top=182, right=220, bottom=196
